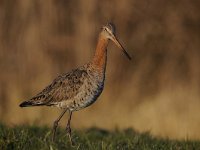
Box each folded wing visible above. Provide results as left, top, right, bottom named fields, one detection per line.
left=19, top=67, right=88, bottom=107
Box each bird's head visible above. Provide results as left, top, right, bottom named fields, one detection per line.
left=100, top=23, right=131, bottom=60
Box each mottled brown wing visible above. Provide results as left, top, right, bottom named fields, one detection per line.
left=20, top=67, right=88, bottom=107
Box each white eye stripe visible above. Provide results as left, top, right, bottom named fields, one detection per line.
left=104, top=27, right=112, bottom=34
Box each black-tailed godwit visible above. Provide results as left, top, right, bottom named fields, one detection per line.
left=19, top=23, right=131, bottom=145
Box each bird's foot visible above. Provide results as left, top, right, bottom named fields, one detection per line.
left=52, top=121, right=58, bottom=142
left=66, top=126, right=74, bottom=146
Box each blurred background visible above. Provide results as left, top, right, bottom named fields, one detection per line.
left=0, top=0, right=200, bottom=140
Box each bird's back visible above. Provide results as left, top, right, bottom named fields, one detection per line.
left=19, top=63, right=105, bottom=111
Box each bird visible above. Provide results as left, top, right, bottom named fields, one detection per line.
left=19, top=23, right=131, bottom=145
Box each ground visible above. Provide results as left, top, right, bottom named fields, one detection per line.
left=0, top=123, right=199, bottom=150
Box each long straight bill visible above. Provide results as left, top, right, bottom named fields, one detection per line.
left=111, top=36, right=132, bottom=60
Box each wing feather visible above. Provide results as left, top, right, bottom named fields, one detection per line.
left=19, top=66, right=88, bottom=107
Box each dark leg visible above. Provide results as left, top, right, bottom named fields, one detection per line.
left=66, top=110, right=73, bottom=145
left=52, top=109, right=68, bottom=142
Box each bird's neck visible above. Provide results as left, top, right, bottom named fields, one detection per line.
left=92, top=35, right=108, bottom=72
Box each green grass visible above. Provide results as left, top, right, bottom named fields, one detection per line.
left=0, top=123, right=200, bottom=150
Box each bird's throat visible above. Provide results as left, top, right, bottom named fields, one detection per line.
left=92, top=36, right=108, bottom=72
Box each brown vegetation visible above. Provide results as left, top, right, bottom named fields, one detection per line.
left=0, top=0, right=200, bottom=140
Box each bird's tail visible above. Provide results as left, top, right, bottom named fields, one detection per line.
left=19, top=101, right=32, bottom=107
left=19, top=100, right=44, bottom=107
left=19, top=93, right=52, bottom=107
